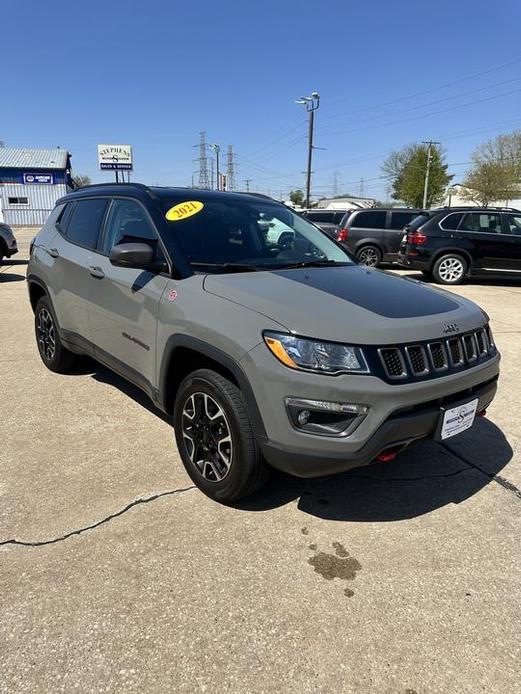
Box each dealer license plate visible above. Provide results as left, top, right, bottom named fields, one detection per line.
left=439, top=398, right=479, bottom=440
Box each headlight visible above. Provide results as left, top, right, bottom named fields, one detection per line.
left=263, top=331, right=369, bottom=375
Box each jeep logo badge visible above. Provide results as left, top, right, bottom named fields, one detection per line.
left=442, top=323, right=460, bottom=334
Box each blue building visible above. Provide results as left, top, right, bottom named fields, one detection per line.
left=0, top=147, right=73, bottom=225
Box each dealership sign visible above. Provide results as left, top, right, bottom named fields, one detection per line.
left=97, top=144, right=133, bottom=171
left=23, top=173, right=54, bottom=184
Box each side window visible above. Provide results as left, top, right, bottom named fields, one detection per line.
left=334, top=211, right=346, bottom=224
left=389, top=211, right=416, bottom=230
left=66, top=199, right=108, bottom=249
left=57, top=202, right=75, bottom=234
left=505, top=214, right=521, bottom=236
left=460, top=213, right=501, bottom=234
left=353, top=211, right=386, bottom=228
left=101, top=199, right=164, bottom=260
left=440, top=212, right=463, bottom=230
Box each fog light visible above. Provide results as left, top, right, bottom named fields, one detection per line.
left=298, top=410, right=311, bottom=426
left=285, top=397, right=369, bottom=437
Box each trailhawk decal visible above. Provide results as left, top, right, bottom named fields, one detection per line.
left=166, top=200, right=204, bottom=221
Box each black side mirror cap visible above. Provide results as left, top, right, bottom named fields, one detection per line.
left=109, top=242, right=156, bottom=269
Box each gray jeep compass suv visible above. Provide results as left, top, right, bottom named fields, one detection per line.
left=27, top=184, right=500, bottom=502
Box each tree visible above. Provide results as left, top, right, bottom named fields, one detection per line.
left=72, top=174, right=91, bottom=189
left=382, top=143, right=452, bottom=208
left=461, top=131, right=521, bottom=206
left=289, top=189, right=305, bottom=206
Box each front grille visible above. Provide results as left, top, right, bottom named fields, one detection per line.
left=377, top=327, right=496, bottom=382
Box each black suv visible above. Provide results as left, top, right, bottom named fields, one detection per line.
left=399, top=207, right=521, bottom=284
left=336, top=208, right=423, bottom=266
left=300, top=209, right=350, bottom=238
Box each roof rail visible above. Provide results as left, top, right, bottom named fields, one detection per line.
left=75, top=182, right=150, bottom=191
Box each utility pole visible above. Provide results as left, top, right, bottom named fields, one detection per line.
left=422, top=140, right=440, bottom=209
left=210, top=144, right=220, bottom=191
left=295, top=92, right=320, bottom=208
left=243, top=178, right=252, bottom=192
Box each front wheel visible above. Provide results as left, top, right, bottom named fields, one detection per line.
left=432, top=254, right=468, bottom=285
left=356, top=245, right=382, bottom=267
left=173, top=369, right=269, bottom=502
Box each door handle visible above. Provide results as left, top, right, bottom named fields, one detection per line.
left=47, top=247, right=60, bottom=258
left=89, top=266, right=105, bottom=279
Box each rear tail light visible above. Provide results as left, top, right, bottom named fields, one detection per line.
left=337, top=228, right=349, bottom=242
left=406, top=227, right=427, bottom=245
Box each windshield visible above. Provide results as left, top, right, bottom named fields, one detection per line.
left=163, top=199, right=354, bottom=272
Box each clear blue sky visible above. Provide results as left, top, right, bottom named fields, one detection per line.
left=3, top=0, right=521, bottom=200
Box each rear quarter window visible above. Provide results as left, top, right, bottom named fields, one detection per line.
left=389, top=211, right=418, bottom=229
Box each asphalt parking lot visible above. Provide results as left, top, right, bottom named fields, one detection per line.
left=1, top=227, right=520, bottom=694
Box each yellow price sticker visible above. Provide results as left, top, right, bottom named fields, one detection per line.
left=166, top=200, right=204, bottom=222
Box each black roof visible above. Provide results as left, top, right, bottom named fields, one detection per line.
left=59, top=182, right=282, bottom=206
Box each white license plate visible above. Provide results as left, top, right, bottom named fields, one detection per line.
left=440, top=398, right=478, bottom=440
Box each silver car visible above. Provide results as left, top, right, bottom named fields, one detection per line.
left=27, top=184, right=500, bottom=502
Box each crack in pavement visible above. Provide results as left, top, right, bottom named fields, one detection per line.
left=0, top=485, right=196, bottom=549
left=441, top=443, right=521, bottom=501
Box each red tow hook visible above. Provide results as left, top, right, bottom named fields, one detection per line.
left=376, top=446, right=400, bottom=463
left=477, top=409, right=487, bottom=418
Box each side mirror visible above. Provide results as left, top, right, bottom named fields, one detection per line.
left=109, top=242, right=156, bottom=270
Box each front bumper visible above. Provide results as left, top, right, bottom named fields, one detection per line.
left=241, top=342, right=500, bottom=478
left=260, top=376, right=497, bottom=477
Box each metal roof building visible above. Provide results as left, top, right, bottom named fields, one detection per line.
left=0, top=147, right=73, bottom=225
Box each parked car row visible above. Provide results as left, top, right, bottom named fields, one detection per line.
left=302, top=204, right=521, bottom=285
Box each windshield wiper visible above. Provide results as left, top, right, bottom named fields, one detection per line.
left=274, top=259, right=351, bottom=269
left=191, top=261, right=260, bottom=273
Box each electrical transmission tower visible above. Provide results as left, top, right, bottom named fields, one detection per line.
left=331, top=171, right=340, bottom=197
left=358, top=177, right=365, bottom=197
left=226, top=145, right=237, bottom=192
left=194, top=131, right=210, bottom=189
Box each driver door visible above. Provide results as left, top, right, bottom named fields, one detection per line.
left=88, top=198, right=170, bottom=388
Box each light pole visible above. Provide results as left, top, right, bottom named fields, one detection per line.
left=295, top=92, right=320, bottom=208
left=210, top=143, right=220, bottom=191
left=422, top=140, right=440, bottom=209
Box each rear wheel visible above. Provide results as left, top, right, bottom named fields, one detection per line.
left=34, top=296, right=77, bottom=372
left=356, top=245, right=381, bottom=267
left=432, top=254, right=468, bottom=285
left=173, top=368, right=269, bottom=502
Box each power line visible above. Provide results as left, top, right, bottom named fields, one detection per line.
left=319, top=76, right=521, bottom=131
left=324, top=56, right=521, bottom=113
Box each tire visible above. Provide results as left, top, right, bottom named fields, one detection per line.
left=421, top=270, right=432, bottom=279
left=34, top=295, right=77, bottom=373
left=356, top=245, right=382, bottom=267
left=173, top=368, right=269, bottom=502
left=432, top=254, right=468, bottom=285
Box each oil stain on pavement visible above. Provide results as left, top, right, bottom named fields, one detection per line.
left=307, top=541, right=361, bottom=597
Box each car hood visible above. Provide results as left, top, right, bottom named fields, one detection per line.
left=203, top=265, right=486, bottom=344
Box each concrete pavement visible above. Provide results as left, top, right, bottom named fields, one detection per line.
left=1, top=228, right=520, bottom=693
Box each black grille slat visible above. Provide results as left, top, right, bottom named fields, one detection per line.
left=463, top=334, right=477, bottom=362
left=379, top=348, right=407, bottom=379
left=475, top=329, right=487, bottom=356
left=428, top=342, right=448, bottom=371
left=405, top=345, right=429, bottom=375
left=448, top=338, right=464, bottom=366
